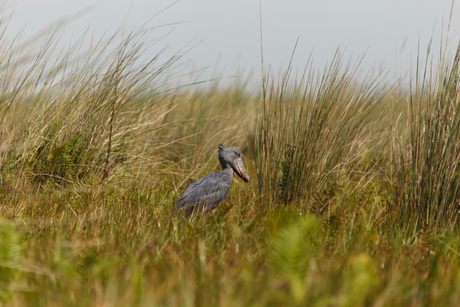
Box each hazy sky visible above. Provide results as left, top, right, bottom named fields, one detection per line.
left=6, top=0, right=460, bottom=86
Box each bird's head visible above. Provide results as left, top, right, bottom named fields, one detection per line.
left=217, top=144, right=250, bottom=183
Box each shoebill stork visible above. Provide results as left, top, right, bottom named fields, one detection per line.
left=174, top=144, right=250, bottom=214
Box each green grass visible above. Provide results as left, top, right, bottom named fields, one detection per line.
left=2, top=16, right=460, bottom=307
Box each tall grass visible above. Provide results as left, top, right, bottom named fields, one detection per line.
left=392, top=40, right=460, bottom=231
left=0, top=23, right=183, bottom=187
left=255, top=52, right=385, bottom=209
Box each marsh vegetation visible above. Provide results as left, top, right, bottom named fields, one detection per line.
left=1, top=17, right=460, bottom=306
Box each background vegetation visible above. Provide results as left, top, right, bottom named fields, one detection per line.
left=1, top=16, right=460, bottom=307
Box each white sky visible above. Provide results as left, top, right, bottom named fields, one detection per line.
left=5, top=0, right=460, bottom=87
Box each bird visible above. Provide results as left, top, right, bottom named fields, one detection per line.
left=174, top=144, right=250, bottom=214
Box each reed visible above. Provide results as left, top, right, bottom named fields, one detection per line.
left=254, top=51, right=386, bottom=210
left=391, top=40, right=460, bottom=231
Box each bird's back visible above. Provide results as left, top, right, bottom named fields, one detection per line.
left=175, top=170, right=232, bottom=214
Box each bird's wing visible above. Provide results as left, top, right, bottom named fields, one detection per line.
left=175, top=172, right=231, bottom=213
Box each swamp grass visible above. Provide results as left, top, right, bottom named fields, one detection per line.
left=1, top=18, right=460, bottom=307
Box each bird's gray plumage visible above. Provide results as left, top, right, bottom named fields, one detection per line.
left=175, top=144, right=250, bottom=214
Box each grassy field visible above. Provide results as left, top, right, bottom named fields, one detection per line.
left=2, top=21, right=460, bottom=307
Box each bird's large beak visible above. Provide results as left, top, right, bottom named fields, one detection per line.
left=234, top=158, right=250, bottom=183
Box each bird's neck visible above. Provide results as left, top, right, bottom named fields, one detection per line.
left=219, top=159, right=231, bottom=170
left=221, top=165, right=234, bottom=178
